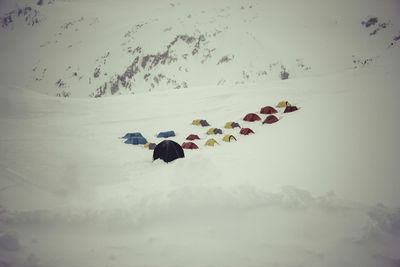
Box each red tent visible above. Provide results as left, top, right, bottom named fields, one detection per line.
left=263, top=115, right=279, bottom=124
left=240, top=128, right=255, bottom=135
left=243, top=113, right=261, bottom=122
left=186, top=134, right=200, bottom=141
left=182, top=142, right=199, bottom=149
left=284, top=106, right=298, bottom=113
left=260, top=106, right=278, bottom=114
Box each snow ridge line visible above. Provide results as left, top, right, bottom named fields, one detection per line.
left=0, top=186, right=362, bottom=227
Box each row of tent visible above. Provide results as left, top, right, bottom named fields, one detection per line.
left=123, top=101, right=298, bottom=145
left=123, top=130, right=176, bottom=145
left=190, top=102, right=298, bottom=126
left=123, top=130, right=177, bottom=140
left=192, top=110, right=298, bottom=128
left=122, top=100, right=299, bottom=162
left=123, top=127, right=255, bottom=148
left=182, top=134, right=237, bottom=149
left=153, top=137, right=236, bottom=163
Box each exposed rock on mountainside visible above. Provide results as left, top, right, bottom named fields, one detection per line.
left=1, top=6, right=42, bottom=28
left=362, top=17, right=378, bottom=28
left=91, top=33, right=209, bottom=97
left=0, top=1, right=399, bottom=97
left=217, top=54, right=234, bottom=65
left=352, top=55, right=374, bottom=69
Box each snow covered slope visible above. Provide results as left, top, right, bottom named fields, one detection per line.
left=1, top=61, right=400, bottom=266
left=0, top=0, right=399, bottom=97
left=1, top=0, right=400, bottom=266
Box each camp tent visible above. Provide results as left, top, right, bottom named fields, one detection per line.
left=263, top=115, right=279, bottom=124
left=224, top=122, right=233, bottom=129
left=149, top=143, right=157, bottom=150
left=214, top=128, right=223, bottom=134
left=224, top=122, right=241, bottom=129
left=207, top=128, right=215, bottom=134
left=124, top=137, right=147, bottom=145
left=222, top=135, right=237, bottom=142
left=153, top=140, right=184, bottom=163
left=231, top=122, right=240, bottom=128
left=182, top=142, right=199, bottom=149
left=240, top=128, right=254, bottom=135
left=192, top=119, right=210, bottom=127
left=260, top=106, right=278, bottom=114
left=205, top=138, right=219, bottom=146
left=243, top=113, right=261, bottom=122
left=144, top=142, right=157, bottom=150
left=192, top=119, right=202, bottom=126
left=284, top=106, right=299, bottom=113
left=186, top=134, right=200, bottom=141
left=122, top=132, right=143, bottom=138
left=276, top=101, right=291, bottom=108
left=207, top=128, right=223, bottom=135
left=157, top=130, right=176, bottom=138
left=200, top=120, right=210, bottom=127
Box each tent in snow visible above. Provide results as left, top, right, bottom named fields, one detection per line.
left=260, top=106, right=278, bottom=114
left=124, top=136, right=147, bottom=145
left=144, top=142, right=157, bottom=150
left=186, top=134, right=200, bottom=141
left=224, top=122, right=241, bottom=129
left=240, top=128, right=254, bottom=135
left=284, top=106, right=299, bottom=113
left=222, top=135, right=237, bottom=142
left=263, top=115, right=279, bottom=124
left=192, top=119, right=210, bottom=127
left=207, top=128, right=223, bottom=135
left=153, top=140, right=184, bottom=163
left=157, top=131, right=176, bottom=138
left=276, top=101, right=291, bottom=108
left=122, top=132, right=143, bottom=138
left=243, top=113, right=261, bottom=122
left=182, top=142, right=199, bottom=149
left=205, top=138, right=219, bottom=146
left=192, top=119, right=201, bottom=125
left=200, top=120, right=210, bottom=127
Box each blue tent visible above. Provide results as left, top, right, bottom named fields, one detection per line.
left=122, top=132, right=143, bottom=139
left=157, top=131, right=176, bottom=138
left=124, top=137, right=148, bottom=145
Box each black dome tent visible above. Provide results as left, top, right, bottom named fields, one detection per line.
left=153, top=140, right=185, bottom=163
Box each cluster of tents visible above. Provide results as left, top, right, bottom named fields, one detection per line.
left=122, top=100, right=299, bottom=163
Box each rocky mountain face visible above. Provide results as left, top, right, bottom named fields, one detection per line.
left=0, top=0, right=399, bottom=98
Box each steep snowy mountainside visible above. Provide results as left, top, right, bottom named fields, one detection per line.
left=0, top=0, right=399, bottom=97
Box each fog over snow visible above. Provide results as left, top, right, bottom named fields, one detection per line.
left=0, top=0, right=400, bottom=266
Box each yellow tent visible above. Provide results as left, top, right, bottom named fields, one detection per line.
left=205, top=138, right=218, bottom=146
left=207, top=128, right=216, bottom=135
left=144, top=142, right=156, bottom=150
left=224, top=122, right=240, bottom=129
left=192, top=119, right=202, bottom=126
left=222, top=135, right=237, bottom=142
left=276, top=101, right=291, bottom=108
left=224, top=122, right=234, bottom=129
